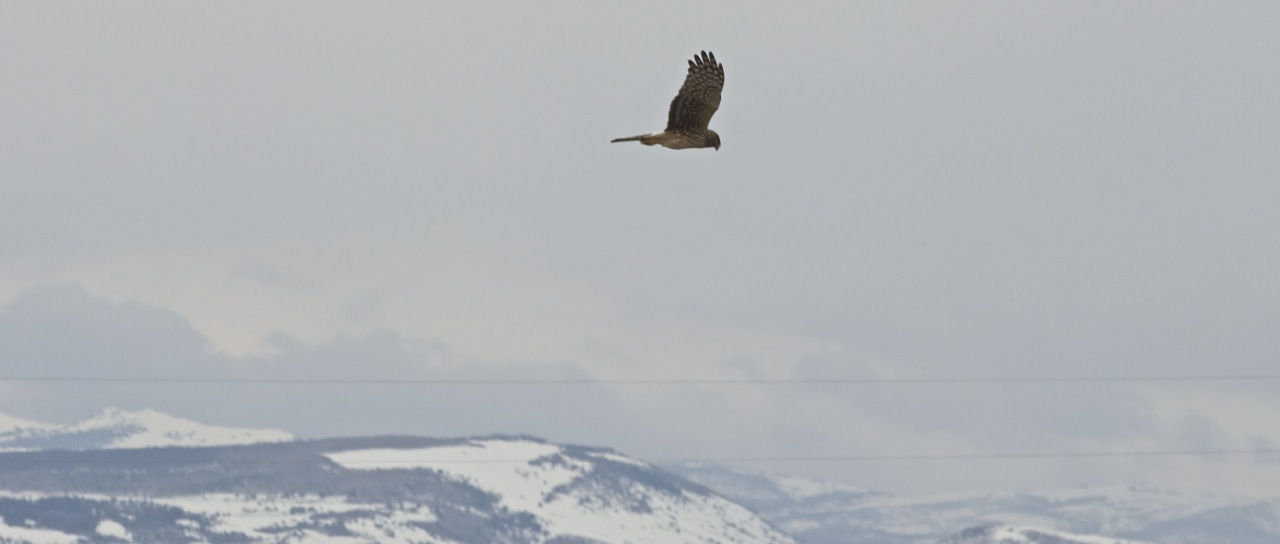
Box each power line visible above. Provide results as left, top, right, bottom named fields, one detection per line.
left=655, top=448, right=1280, bottom=463
left=1, top=375, right=1278, bottom=386
left=323, top=447, right=1280, bottom=466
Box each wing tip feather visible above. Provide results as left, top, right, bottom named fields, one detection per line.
left=690, top=50, right=722, bottom=72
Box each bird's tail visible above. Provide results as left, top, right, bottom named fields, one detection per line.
left=611, top=134, right=648, bottom=143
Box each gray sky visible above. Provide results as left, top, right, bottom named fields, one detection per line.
left=2, top=2, right=1279, bottom=496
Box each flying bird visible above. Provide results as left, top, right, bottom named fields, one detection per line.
left=612, top=51, right=724, bottom=151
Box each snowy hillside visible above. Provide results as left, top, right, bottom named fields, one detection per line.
left=326, top=438, right=789, bottom=544
left=0, top=433, right=793, bottom=543
left=0, top=407, right=293, bottom=450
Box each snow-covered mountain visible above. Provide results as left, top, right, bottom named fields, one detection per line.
left=0, top=407, right=293, bottom=450
left=2, top=407, right=1276, bottom=543
left=0, top=421, right=793, bottom=543
left=322, top=438, right=791, bottom=543
left=666, top=464, right=1280, bottom=544
left=0, top=413, right=49, bottom=434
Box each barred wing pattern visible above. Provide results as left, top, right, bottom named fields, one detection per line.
left=610, top=50, right=724, bottom=150
left=666, top=51, right=724, bottom=132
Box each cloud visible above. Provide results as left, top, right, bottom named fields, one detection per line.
left=2, top=284, right=1279, bottom=495
left=0, top=284, right=214, bottom=380
left=0, top=285, right=782, bottom=461
left=0, top=285, right=622, bottom=443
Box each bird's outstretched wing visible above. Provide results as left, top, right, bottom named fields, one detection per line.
left=666, top=51, right=724, bottom=132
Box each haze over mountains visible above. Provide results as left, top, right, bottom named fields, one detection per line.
left=669, top=464, right=1280, bottom=544
left=0, top=409, right=1274, bottom=543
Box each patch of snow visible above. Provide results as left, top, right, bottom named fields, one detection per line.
left=156, top=493, right=363, bottom=538
left=272, top=531, right=369, bottom=543
left=152, top=493, right=447, bottom=544
left=74, top=408, right=294, bottom=448
left=585, top=450, right=651, bottom=468
left=985, top=525, right=1151, bottom=544
left=95, top=519, right=132, bottom=541
left=327, top=439, right=584, bottom=512
left=327, top=439, right=562, bottom=471
left=0, top=412, right=50, bottom=433
left=343, top=514, right=445, bottom=544
left=0, top=515, right=79, bottom=544
left=534, top=479, right=791, bottom=544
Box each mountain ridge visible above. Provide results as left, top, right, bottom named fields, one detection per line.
left=0, top=414, right=792, bottom=543
left=0, top=407, right=293, bottom=451
left=1, top=408, right=1274, bottom=543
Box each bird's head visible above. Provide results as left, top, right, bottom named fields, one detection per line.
left=706, top=130, right=721, bottom=150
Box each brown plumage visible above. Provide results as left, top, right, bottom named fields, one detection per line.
left=612, top=51, right=724, bottom=150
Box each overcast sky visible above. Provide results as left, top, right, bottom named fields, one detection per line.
left=2, top=2, right=1279, bottom=496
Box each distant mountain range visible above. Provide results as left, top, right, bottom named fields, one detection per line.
left=0, top=408, right=1275, bottom=543
left=936, top=525, right=1148, bottom=544
left=666, top=463, right=1280, bottom=544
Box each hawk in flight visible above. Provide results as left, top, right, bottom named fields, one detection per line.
left=612, top=51, right=724, bottom=150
